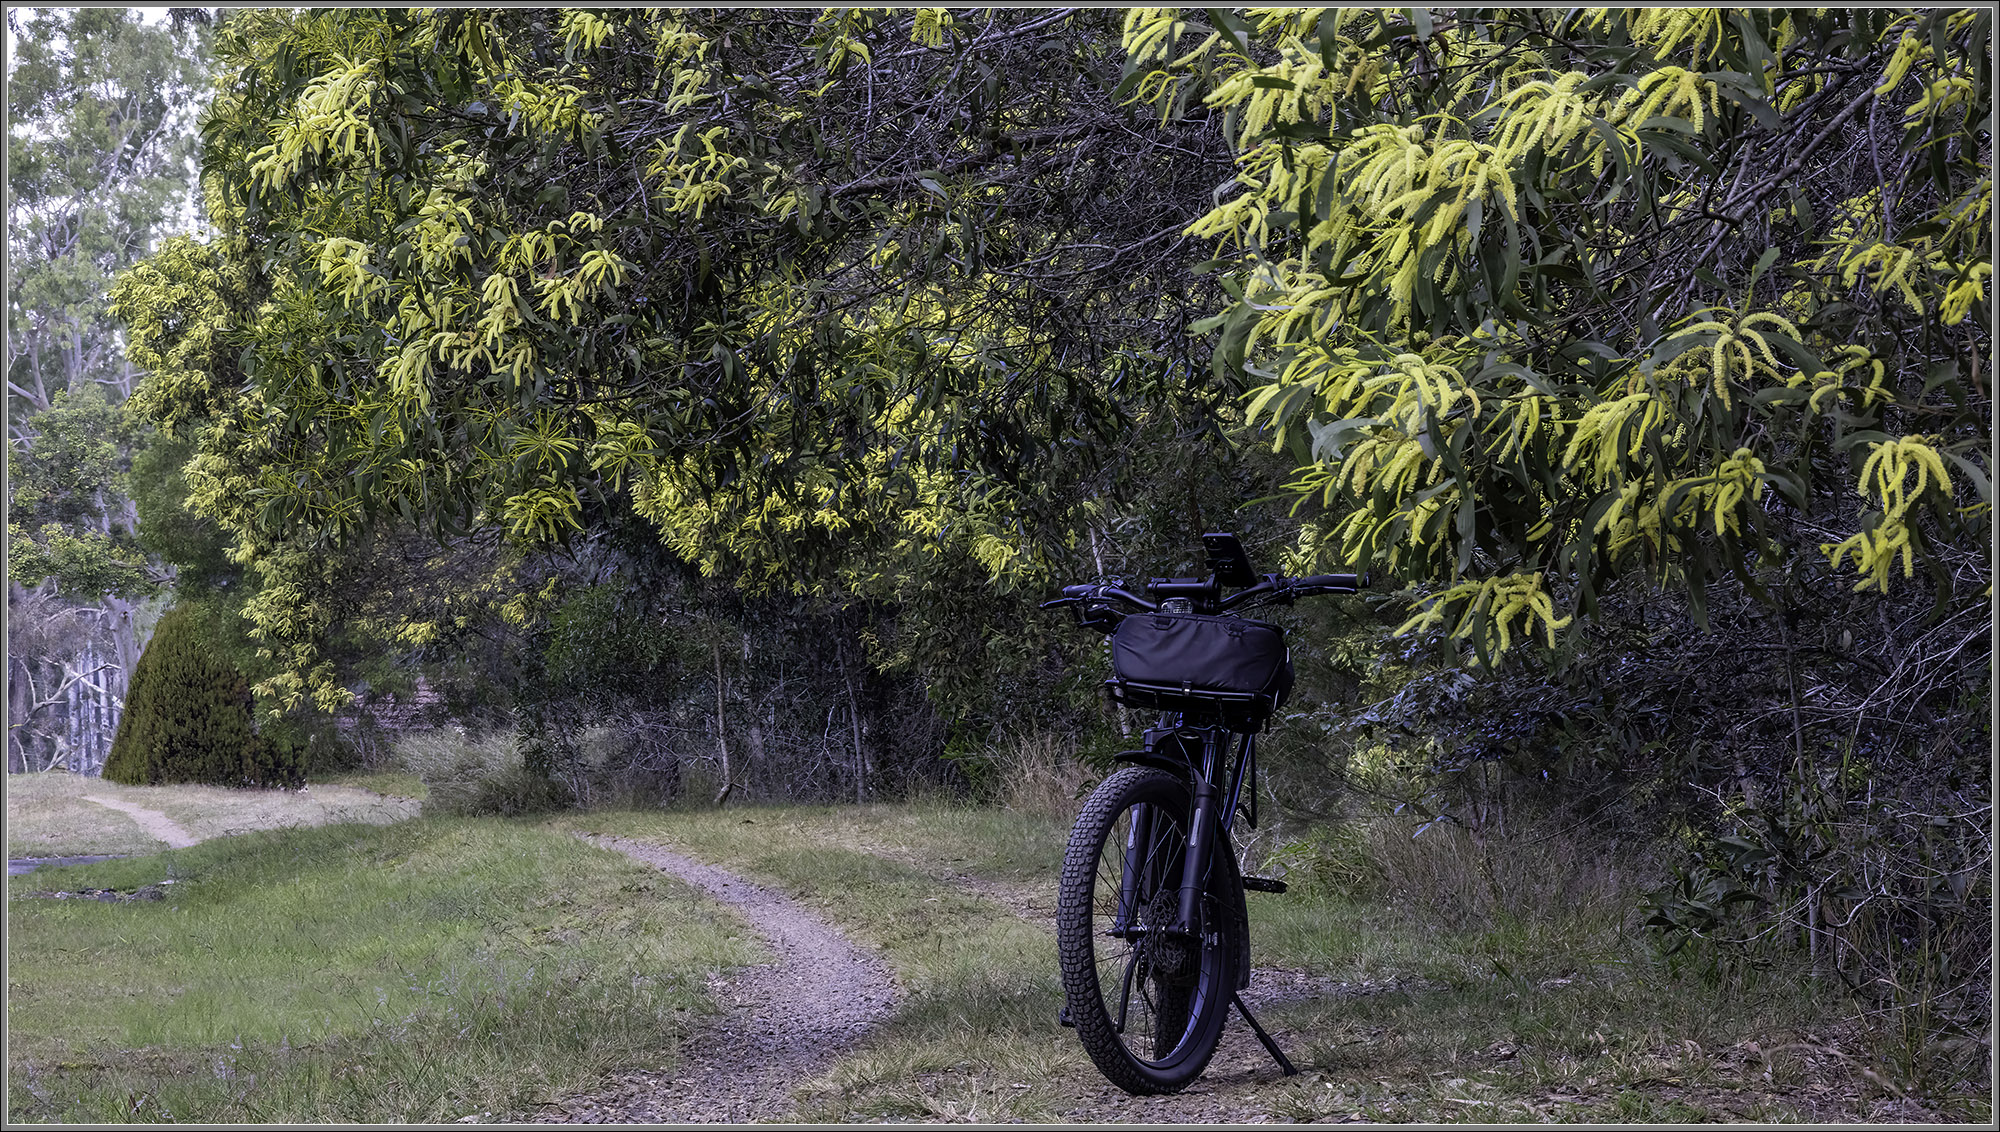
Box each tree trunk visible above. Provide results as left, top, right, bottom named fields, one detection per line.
left=8, top=656, right=31, bottom=772
left=745, top=719, right=765, bottom=785
left=738, top=629, right=764, bottom=787
left=711, top=637, right=733, bottom=806
left=81, top=648, right=98, bottom=774
left=840, top=636, right=868, bottom=803
left=93, top=657, right=109, bottom=775
left=64, top=668, right=79, bottom=772
left=26, top=332, right=51, bottom=412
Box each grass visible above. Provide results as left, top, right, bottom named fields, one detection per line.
left=4, top=771, right=421, bottom=858
left=4, top=773, right=170, bottom=858
left=312, top=767, right=430, bottom=801
left=6, top=817, right=763, bottom=1124
left=9, top=739, right=1988, bottom=1125
left=567, top=800, right=1089, bottom=1121
left=571, top=790, right=1989, bottom=1124
left=1218, top=814, right=1987, bottom=1124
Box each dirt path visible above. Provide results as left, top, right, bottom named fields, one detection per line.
left=519, top=834, right=901, bottom=1124
left=79, top=795, right=200, bottom=848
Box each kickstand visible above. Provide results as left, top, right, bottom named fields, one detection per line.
left=1232, top=993, right=1298, bottom=1076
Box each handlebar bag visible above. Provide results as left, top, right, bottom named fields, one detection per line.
left=1111, top=613, right=1291, bottom=704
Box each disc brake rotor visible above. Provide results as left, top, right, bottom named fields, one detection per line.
left=1142, top=887, right=1197, bottom=984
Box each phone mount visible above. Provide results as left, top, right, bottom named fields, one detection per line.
left=1201, top=532, right=1259, bottom=588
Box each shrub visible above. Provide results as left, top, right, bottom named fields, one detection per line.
left=102, top=607, right=303, bottom=788
left=396, top=727, right=572, bottom=816
left=262, top=713, right=365, bottom=777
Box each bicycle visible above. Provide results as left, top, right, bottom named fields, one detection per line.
left=1041, top=532, right=1366, bottom=1094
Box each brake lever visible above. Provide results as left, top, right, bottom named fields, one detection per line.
left=1266, top=574, right=1296, bottom=606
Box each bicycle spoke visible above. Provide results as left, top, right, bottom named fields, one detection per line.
left=1059, top=766, right=1240, bottom=1093
left=1055, top=545, right=1352, bottom=1093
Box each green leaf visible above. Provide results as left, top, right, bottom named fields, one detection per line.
left=1942, top=450, right=1993, bottom=506
left=1751, top=386, right=1811, bottom=407
left=1835, top=429, right=1895, bottom=453
left=1706, top=70, right=1783, bottom=130
left=1747, top=246, right=1781, bottom=289
left=1306, top=416, right=1376, bottom=462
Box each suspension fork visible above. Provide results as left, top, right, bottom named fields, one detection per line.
left=1174, top=729, right=1226, bottom=933
left=1113, top=801, right=1154, bottom=935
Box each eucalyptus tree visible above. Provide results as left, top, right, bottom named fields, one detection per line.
left=6, top=7, right=210, bottom=772
left=7, top=6, right=209, bottom=417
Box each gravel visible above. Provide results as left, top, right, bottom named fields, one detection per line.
left=515, top=834, right=901, bottom=1124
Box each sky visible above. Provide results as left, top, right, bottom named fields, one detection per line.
left=4, top=5, right=178, bottom=87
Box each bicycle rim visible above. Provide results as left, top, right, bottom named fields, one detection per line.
left=1057, top=767, right=1235, bottom=1094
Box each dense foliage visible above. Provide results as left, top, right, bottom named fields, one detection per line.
left=1141, top=8, right=1989, bottom=655
left=7, top=5, right=209, bottom=593
left=112, top=6, right=1253, bottom=714
left=102, top=607, right=302, bottom=788
left=102, top=6, right=1989, bottom=1068
left=7, top=383, right=153, bottom=598
left=1136, top=7, right=1989, bottom=1064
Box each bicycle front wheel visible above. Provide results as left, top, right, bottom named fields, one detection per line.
left=1056, top=766, right=1239, bottom=1094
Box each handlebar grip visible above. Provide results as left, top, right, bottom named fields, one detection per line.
left=1060, top=584, right=1095, bottom=597
left=1297, top=572, right=1368, bottom=593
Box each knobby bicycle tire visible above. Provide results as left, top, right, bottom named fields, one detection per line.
left=1056, top=766, right=1242, bottom=1094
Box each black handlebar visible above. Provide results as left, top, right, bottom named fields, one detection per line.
left=1042, top=570, right=1369, bottom=618
left=1296, top=572, right=1368, bottom=593
left=1042, top=583, right=1155, bottom=610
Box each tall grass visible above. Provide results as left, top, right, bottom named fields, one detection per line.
left=6, top=818, right=762, bottom=1124
left=986, top=732, right=1099, bottom=817
left=1228, top=806, right=1995, bottom=1122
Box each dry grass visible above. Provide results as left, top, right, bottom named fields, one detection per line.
left=987, top=732, right=1099, bottom=818
left=1358, top=810, right=1644, bottom=930
left=4, top=771, right=421, bottom=858
left=10, top=756, right=1983, bottom=1123
left=3, top=774, right=169, bottom=858
left=565, top=800, right=1987, bottom=1124
left=313, top=767, right=430, bottom=801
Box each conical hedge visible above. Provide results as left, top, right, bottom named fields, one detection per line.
left=103, top=607, right=303, bottom=788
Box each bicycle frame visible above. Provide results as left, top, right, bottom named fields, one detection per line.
left=1114, top=716, right=1258, bottom=954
